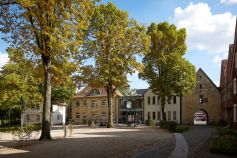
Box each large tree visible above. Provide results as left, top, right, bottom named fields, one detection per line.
left=139, top=22, right=196, bottom=120
left=0, top=0, right=96, bottom=140
left=0, top=48, right=42, bottom=126
left=82, top=2, right=149, bottom=127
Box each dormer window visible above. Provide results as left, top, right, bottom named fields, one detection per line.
left=89, top=89, right=101, bottom=96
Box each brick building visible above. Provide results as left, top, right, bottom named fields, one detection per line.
left=220, top=18, right=237, bottom=127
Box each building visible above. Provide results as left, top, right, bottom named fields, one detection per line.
left=182, top=68, right=221, bottom=125
left=143, top=89, right=180, bottom=124
left=21, top=104, right=66, bottom=126
left=21, top=104, right=41, bottom=126
left=51, top=104, right=66, bottom=125
left=71, top=86, right=122, bottom=125
left=220, top=18, right=237, bottom=127
left=118, top=89, right=146, bottom=123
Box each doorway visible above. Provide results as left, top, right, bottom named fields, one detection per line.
left=194, top=109, right=208, bottom=125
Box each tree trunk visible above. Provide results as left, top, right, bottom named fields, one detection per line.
left=180, top=94, right=182, bottom=124
left=39, top=55, right=52, bottom=140
left=106, top=85, right=113, bottom=128
left=161, top=96, right=166, bottom=120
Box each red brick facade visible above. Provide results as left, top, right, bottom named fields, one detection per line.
left=220, top=18, right=237, bottom=127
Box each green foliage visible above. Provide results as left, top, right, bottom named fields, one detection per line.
left=210, top=127, right=237, bottom=156
left=160, top=120, right=177, bottom=132
left=81, top=2, right=149, bottom=127
left=0, top=48, right=43, bottom=112
left=88, top=119, right=95, bottom=128
left=139, top=22, right=196, bottom=120
left=175, top=125, right=189, bottom=133
left=0, top=0, right=96, bottom=139
left=145, top=119, right=155, bottom=126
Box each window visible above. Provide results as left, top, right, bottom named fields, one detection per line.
left=101, top=112, right=106, bottom=117
left=168, top=111, right=171, bottom=120
left=168, top=96, right=171, bottom=104
left=153, top=112, right=156, bottom=120
left=26, top=114, right=30, bottom=121
left=173, top=96, right=176, bottom=104
left=102, top=100, right=106, bottom=106
left=148, top=112, right=150, bottom=120
left=157, top=112, right=161, bottom=120
left=83, top=100, right=87, bottom=106
left=57, top=114, right=61, bottom=120
left=76, top=100, right=80, bottom=106
left=35, top=105, right=40, bottom=110
left=200, top=95, right=208, bottom=103
left=199, top=95, right=204, bottom=103
left=200, top=84, right=202, bottom=89
left=83, top=113, right=87, bottom=119
left=148, top=97, right=150, bottom=105
left=89, top=89, right=100, bottom=96
left=233, top=78, right=236, bottom=95
left=153, top=96, right=156, bottom=105
left=91, top=100, right=96, bottom=108
left=76, top=113, right=80, bottom=119
left=157, top=96, right=160, bottom=105
left=92, top=114, right=96, bottom=120
left=173, top=111, right=176, bottom=120
left=199, top=75, right=202, bottom=79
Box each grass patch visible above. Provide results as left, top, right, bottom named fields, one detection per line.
left=175, top=125, right=189, bottom=133
left=210, top=127, right=237, bottom=156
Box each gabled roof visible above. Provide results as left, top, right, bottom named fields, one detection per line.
left=197, top=68, right=219, bottom=91
left=135, top=89, right=148, bottom=96
left=72, top=86, right=122, bottom=98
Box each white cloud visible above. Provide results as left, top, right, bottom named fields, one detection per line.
left=220, top=0, right=237, bottom=5
left=173, top=3, right=236, bottom=54
left=0, top=53, right=9, bottom=68
left=212, top=53, right=228, bottom=68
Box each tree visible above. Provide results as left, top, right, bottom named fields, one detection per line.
left=0, top=48, right=42, bottom=126
left=139, top=22, right=196, bottom=121
left=82, top=2, right=149, bottom=127
left=0, top=0, right=96, bottom=140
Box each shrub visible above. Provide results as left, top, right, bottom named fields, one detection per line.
left=210, top=135, right=237, bottom=156
left=175, top=125, right=189, bottom=133
left=160, top=120, right=177, bottom=132
left=145, top=119, right=155, bottom=126
left=88, top=120, right=94, bottom=127
left=83, top=119, right=88, bottom=125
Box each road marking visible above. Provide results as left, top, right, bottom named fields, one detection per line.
left=169, top=133, right=188, bottom=158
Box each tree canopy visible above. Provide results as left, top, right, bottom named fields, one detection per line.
left=0, top=0, right=96, bottom=140
left=81, top=2, right=149, bottom=127
left=139, top=22, right=196, bottom=120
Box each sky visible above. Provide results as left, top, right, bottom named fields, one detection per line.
left=0, top=0, right=237, bottom=89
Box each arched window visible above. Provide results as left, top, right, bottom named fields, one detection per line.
left=89, top=89, right=101, bottom=96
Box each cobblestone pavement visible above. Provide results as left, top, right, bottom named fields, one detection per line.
left=182, top=125, right=233, bottom=158
left=0, top=127, right=175, bottom=158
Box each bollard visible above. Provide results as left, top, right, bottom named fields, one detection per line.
left=64, top=125, right=68, bottom=138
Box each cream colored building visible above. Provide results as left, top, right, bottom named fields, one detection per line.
left=144, top=89, right=180, bottom=124
left=71, top=86, right=122, bottom=125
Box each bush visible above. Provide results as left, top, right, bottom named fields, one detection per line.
left=175, top=125, right=189, bottom=133
left=145, top=120, right=155, bottom=126
left=210, top=135, right=237, bottom=156
left=88, top=120, right=94, bottom=128
left=160, top=120, right=177, bottom=132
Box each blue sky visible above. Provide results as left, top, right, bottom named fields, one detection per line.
left=1, top=0, right=237, bottom=89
